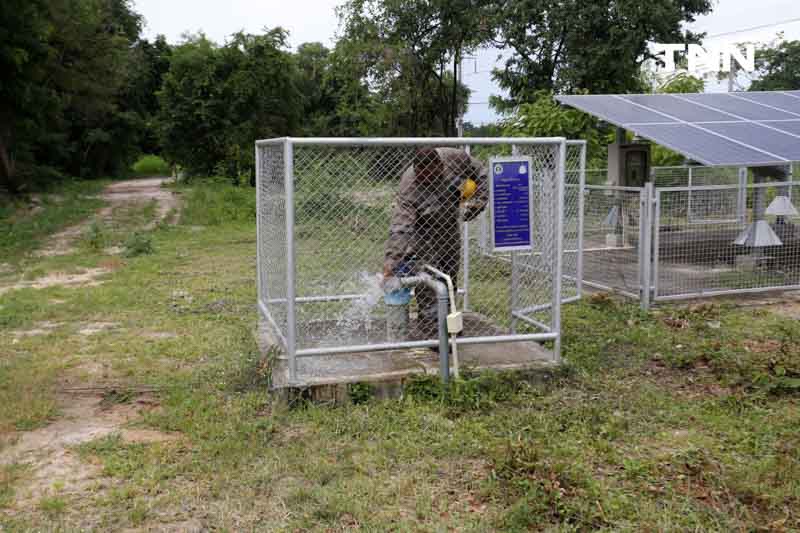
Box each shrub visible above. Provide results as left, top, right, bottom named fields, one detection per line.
left=83, top=220, right=107, bottom=251
left=132, top=155, right=170, bottom=177
left=180, top=180, right=256, bottom=226
left=123, top=232, right=154, bottom=257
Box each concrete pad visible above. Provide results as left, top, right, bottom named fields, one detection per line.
left=260, top=313, right=556, bottom=394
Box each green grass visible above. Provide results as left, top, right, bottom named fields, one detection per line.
left=131, top=155, right=170, bottom=177
left=1, top=181, right=799, bottom=530
left=0, top=180, right=105, bottom=263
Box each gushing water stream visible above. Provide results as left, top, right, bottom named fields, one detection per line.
left=333, top=272, right=384, bottom=342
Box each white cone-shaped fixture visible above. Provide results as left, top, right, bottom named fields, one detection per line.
left=766, top=195, right=799, bottom=217
left=602, top=206, right=620, bottom=228
left=733, top=220, right=783, bottom=247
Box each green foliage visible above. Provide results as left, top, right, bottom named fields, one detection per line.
left=658, top=72, right=706, bottom=94
left=180, top=180, right=257, bottom=226
left=0, top=464, right=27, bottom=508
left=132, top=155, right=170, bottom=177
left=404, top=372, right=521, bottom=415
left=0, top=0, right=169, bottom=194
left=491, top=0, right=713, bottom=111
left=38, top=496, right=67, bottom=517
left=502, top=92, right=609, bottom=167
left=347, top=382, right=374, bottom=405
left=750, top=40, right=800, bottom=91
left=157, top=30, right=301, bottom=180
left=123, top=231, right=154, bottom=257
left=336, top=0, right=488, bottom=136
left=83, top=220, right=107, bottom=251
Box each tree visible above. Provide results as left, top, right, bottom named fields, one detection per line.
left=749, top=40, right=800, bottom=91
left=46, top=0, right=146, bottom=178
left=0, top=0, right=154, bottom=193
left=0, top=0, right=56, bottom=193
left=336, top=0, right=490, bottom=136
left=295, top=43, right=337, bottom=135
left=502, top=92, right=608, bottom=167
left=125, top=35, right=173, bottom=153
left=157, top=30, right=302, bottom=179
left=490, top=0, right=713, bottom=112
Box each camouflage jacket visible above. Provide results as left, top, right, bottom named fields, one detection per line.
left=384, top=148, right=488, bottom=275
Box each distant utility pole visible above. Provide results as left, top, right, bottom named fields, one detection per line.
left=728, top=62, right=736, bottom=92
left=457, top=55, right=477, bottom=138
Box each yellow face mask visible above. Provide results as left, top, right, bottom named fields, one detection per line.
left=462, top=178, right=477, bottom=201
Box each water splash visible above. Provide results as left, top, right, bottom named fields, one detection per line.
left=333, top=272, right=384, bottom=341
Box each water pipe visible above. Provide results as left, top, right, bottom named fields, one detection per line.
left=398, top=273, right=451, bottom=384
left=423, top=265, right=461, bottom=379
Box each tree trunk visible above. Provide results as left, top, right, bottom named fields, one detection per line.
left=450, top=49, right=460, bottom=137
left=0, top=133, right=20, bottom=195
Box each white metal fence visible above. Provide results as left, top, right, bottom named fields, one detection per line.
left=256, top=137, right=567, bottom=384
left=579, top=164, right=800, bottom=307
left=653, top=180, right=800, bottom=301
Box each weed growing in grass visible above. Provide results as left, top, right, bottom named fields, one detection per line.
left=348, top=382, right=373, bottom=404
left=83, top=219, right=107, bottom=251
left=38, top=495, right=66, bottom=517
left=123, top=232, right=153, bottom=257
left=0, top=464, right=27, bottom=508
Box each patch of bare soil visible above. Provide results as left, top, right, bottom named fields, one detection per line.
left=34, top=177, right=179, bottom=258
left=0, top=391, right=177, bottom=512
left=644, top=360, right=731, bottom=399
left=77, top=322, right=120, bottom=336
left=0, top=267, right=111, bottom=296
left=767, top=301, right=800, bottom=320
left=8, top=321, right=64, bottom=340
left=142, top=331, right=179, bottom=340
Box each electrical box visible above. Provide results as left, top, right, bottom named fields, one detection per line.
left=447, top=311, right=463, bottom=334
left=607, top=141, right=651, bottom=187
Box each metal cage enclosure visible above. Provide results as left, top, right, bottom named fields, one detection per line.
left=256, top=137, right=568, bottom=384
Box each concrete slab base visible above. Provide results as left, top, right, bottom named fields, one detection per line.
left=258, top=316, right=557, bottom=403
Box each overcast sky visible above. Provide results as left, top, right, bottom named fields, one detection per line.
left=134, top=0, right=800, bottom=124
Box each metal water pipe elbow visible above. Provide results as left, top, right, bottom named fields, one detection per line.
left=399, top=273, right=451, bottom=383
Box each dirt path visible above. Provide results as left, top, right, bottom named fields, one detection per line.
left=0, top=392, right=174, bottom=513
left=1, top=178, right=183, bottom=519
left=36, top=177, right=179, bottom=258
left=0, top=178, right=179, bottom=296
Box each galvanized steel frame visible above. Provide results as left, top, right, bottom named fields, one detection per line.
left=256, top=137, right=568, bottom=385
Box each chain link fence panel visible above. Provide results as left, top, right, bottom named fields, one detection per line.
left=256, top=141, right=288, bottom=351
left=654, top=181, right=800, bottom=300
left=257, top=138, right=566, bottom=365
left=581, top=186, right=644, bottom=297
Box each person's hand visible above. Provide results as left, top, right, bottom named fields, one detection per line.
left=381, top=266, right=401, bottom=293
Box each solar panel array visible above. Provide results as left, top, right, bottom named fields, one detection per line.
left=556, top=91, right=800, bottom=166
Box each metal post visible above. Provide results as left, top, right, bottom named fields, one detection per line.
left=255, top=143, right=263, bottom=312
left=510, top=251, right=518, bottom=333
left=437, top=296, right=451, bottom=384
left=577, top=142, right=586, bottom=299
left=737, top=167, right=747, bottom=224
left=284, top=139, right=298, bottom=383
left=687, top=166, right=693, bottom=223
left=640, top=182, right=653, bottom=311
left=552, top=141, right=566, bottom=362
left=462, top=147, right=470, bottom=311
left=480, top=211, right=488, bottom=254
left=651, top=190, right=661, bottom=301
left=510, top=142, right=520, bottom=334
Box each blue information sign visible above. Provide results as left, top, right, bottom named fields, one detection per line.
left=490, top=156, right=534, bottom=252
